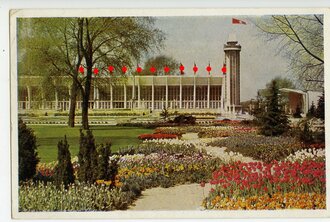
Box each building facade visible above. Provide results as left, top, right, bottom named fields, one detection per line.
left=18, top=39, right=241, bottom=112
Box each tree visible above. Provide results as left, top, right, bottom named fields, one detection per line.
left=76, top=18, right=164, bottom=129
left=307, top=101, right=316, bottom=118
left=315, top=92, right=324, bottom=120
left=293, top=105, right=302, bottom=118
left=256, top=15, right=324, bottom=90
left=259, top=80, right=290, bottom=136
left=77, top=129, right=98, bottom=183
left=97, top=143, right=112, bottom=180
left=54, top=135, right=75, bottom=188
left=18, top=17, right=164, bottom=129
left=18, top=18, right=84, bottom=127
left=140, top=55, right=180, bottom=76
left=18, top=118, right=39, bottom=182
left=259, top=77, right=296, bottom=98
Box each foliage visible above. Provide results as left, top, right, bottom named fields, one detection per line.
left=307, top=101, right=316, bottom=118
left=19, top=182, right=131, bottom=211
left=299, top=121, right=314, bottom=145
left=54, top=136, right=75, bottom=187
left=97, top=143, right=112, bottom=181
left=209, top=134, right=302, bottom=163
left=293, top=105, right=302, bottom=118
left=18, top=118, right=40, bottom=182
left=256, top=15, right=324, bottom=90
left=160, top=107, right=169, bottom=120
left=139, top=55, right=180, bottom=76
left=172, top=115, right=196, bottom=125
left=77, top=129, right=98, bottom=183
left=259, top=80, right=290, bottom=136
left=315, top=92, right=324, bottom=120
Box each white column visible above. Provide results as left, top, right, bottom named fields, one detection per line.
left=55, top=89, right=58, bottom=110
left=179, top=76, right=182, bottom=109
left=132, top=76, right=136, bottom=109
left=165, top=77, right=168, bottom=109
left=93, top=84, right=97, bottom=110
left=96, top=86, right=100, bottom=109
left=151, top=76, right=154, bottom=111
left=221, top=76, right=225, bottom=112
left=193, top=76, right=196, bottom=109
left=41, top=91, right=45, bottom=110
left=207, top=76, right=210, bottom=109
left=137, top=77, right=141, bottom=109
left=123, top=84, right=127, bottom=109
left=110, top=85, right=113, bottom=109
left=27, top=86, right=31, bottom=109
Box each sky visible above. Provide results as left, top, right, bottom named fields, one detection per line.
left=150, top=16, right=291, bottom=101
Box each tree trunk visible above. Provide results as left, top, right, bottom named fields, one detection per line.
left=81, top=89, right=89, bottom=130
left=81, top=67, right=92, bottom=130
left=68, top=80, right=78, bottom=127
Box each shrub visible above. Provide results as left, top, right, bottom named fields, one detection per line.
left=97, top=143, right=112, bottom=181
left=172, top=115, right=196, bottom=125
left=258, top=80, right=290, bottom=136
left=18, top=118, right=40, bottom=182
left=78, top=129, right=98, bottom=183
left=315, top=92, right=324, bottom=120
left=54, top=136, right=75, bottom=188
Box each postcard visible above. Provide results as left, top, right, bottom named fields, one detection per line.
left=10, top=8, right=330, bottom=219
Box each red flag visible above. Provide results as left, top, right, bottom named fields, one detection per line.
left=232, top=18, right=246, bottom=25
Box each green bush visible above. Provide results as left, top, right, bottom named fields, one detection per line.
left=172, top=115, right=196, bottom=125
left=54, top=136, right=75, bottom=188
left=18, top=118, right=40, bottom=182
left=97, top=143, right=112, bottom=181
left=78, top=129, right=98, bottom=183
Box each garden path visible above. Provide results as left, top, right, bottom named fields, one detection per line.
left=129, top=182, right=212, bottom=210
left=129, top=134, right=256, bottom=211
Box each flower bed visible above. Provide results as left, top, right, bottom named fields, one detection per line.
left=138, top=133, right=179, bottom=140
left=208, top=134, right=302, bottom=163
left=203, top=192, right=325, bottom=210
left=285, top=148, right=325, bottom=163
left=203, top=160, right=326, bottom=210
left=19, top=181, right=131, bottom=211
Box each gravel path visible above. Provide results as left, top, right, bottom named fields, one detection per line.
left=129, top=183, right=212, bottom=211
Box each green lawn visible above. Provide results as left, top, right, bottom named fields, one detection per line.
left=30, top=125, right=154, bottom=163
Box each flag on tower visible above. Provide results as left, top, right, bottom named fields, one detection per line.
left=232, top=18, right=247, bottom=25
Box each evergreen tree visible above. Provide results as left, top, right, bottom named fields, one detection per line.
left=307, top=101, right=316, bottom=118
left=54, top=135, right=75, bottom=188
left=97, top=143, right=112, bottom=180
left=260, top=80, right=290, bottom=136
left=300, top=121, right=314, bottom=145
left=18, top=118, right=39, bottom=182
left=315, top=92, right=325, bottom=120
left=251, top=92, right=265, bottom=125
left=77, top=129, right=98, bottom=183
left=293, top=105, right=302, bottom=118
